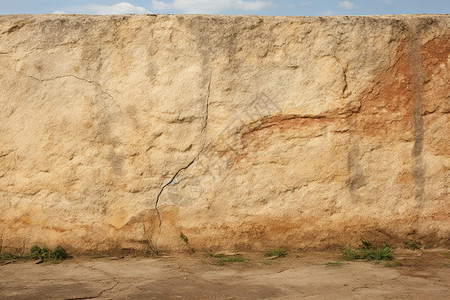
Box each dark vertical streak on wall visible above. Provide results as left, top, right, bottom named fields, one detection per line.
left=405, top=20, right=426, bottom=206
left=347, top=141, right=367, bottom=203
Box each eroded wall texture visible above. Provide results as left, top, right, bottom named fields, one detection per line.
left=0, top=14, right=449, bottom=253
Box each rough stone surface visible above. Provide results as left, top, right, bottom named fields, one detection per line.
left=0, top=14, right=448, bottom=254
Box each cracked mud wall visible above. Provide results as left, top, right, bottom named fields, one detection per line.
left=0, top=14, right=448, bottom=253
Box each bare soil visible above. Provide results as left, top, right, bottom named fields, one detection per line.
left=0, top=250, right=448, bottom=299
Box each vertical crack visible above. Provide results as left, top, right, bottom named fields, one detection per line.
left=334, top=56, right=349, bottom=98
left=342, top=66, right=348, bottom=97
left=154, top=72, right=212, bottom=226
left=201, top=72, right=212, bottom=134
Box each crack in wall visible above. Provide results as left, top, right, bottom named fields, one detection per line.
left=342, top=67, right=349, bottom=96
left=154, top=155, right=199, bottom=227
left=201, top=72, right=212, bottom=134
left=18, top=72, right=128, bottom=119
left=154, top=73, right=212, bottom=226
left=242, top=114, right=331, bottom=136
left=2, top=23, right=25, bottom=35
left=334, top=56, right=349, bottom=98
left=405, top=20, right=426, bottom=206
left=0, top=149, right=17, bottom=158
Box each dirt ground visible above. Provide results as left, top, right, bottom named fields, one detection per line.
left=0, top=250, right=448, bottom=299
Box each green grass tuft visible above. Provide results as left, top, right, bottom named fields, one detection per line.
left=403, top=240, right=420, bottom=250
left=342, top=240, right=394, bottom=261
left=1, top=245, right=68, bottom=262
left=0, top=252, right=20, bottom=260
left=264, top=248, right=286, bottom=258
left=52, top=246, right=68, bottom=259
left=180, top=232, right=189, bottom=244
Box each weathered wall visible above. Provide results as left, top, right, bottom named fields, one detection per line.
left=0, top=14, right=448, bottom=254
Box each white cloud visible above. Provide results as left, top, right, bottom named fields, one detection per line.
left=57, top=2, right=151, bottom=15
left=339, top=1, right=356, bottom=9
left=53, top=11, right=66, bottom=14
left=152, top=0, right=272, bottom=14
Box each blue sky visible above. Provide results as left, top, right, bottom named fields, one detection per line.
left=0, top=1, right=449, bottom=15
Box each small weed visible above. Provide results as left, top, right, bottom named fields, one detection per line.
left=264, top=248, right=286, bottom=258
left=341, top=248, right=360, bottom=260
left=384, top=260, right=403, bottom=267
left=263, top=260, right=272, bottom=266
left=370, top=247, right=394, bottom=260
left=403, top=240, right=420, bottom=250
left=326, top=261, right=344, bottom=267
left=341, top=239, right=394, bottom=261
left=28, top=245, right=67, bottom=260
left=442, top=252, right=449, bottom=258
left=180, top=232, right=189, bottom=244
left=179, top=232, right=194, bottom=254
left=1, top=245, right=68, bottom=262
left=0, top=252, right=19, bottom=260
left=52, top=246, right=68, bottom=259
left=361, top=238, right=372, bottom=249
left=28, top=245, right=51, bottom=259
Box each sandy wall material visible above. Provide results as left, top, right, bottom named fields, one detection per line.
left=0, top=14, right=449, bottom=253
